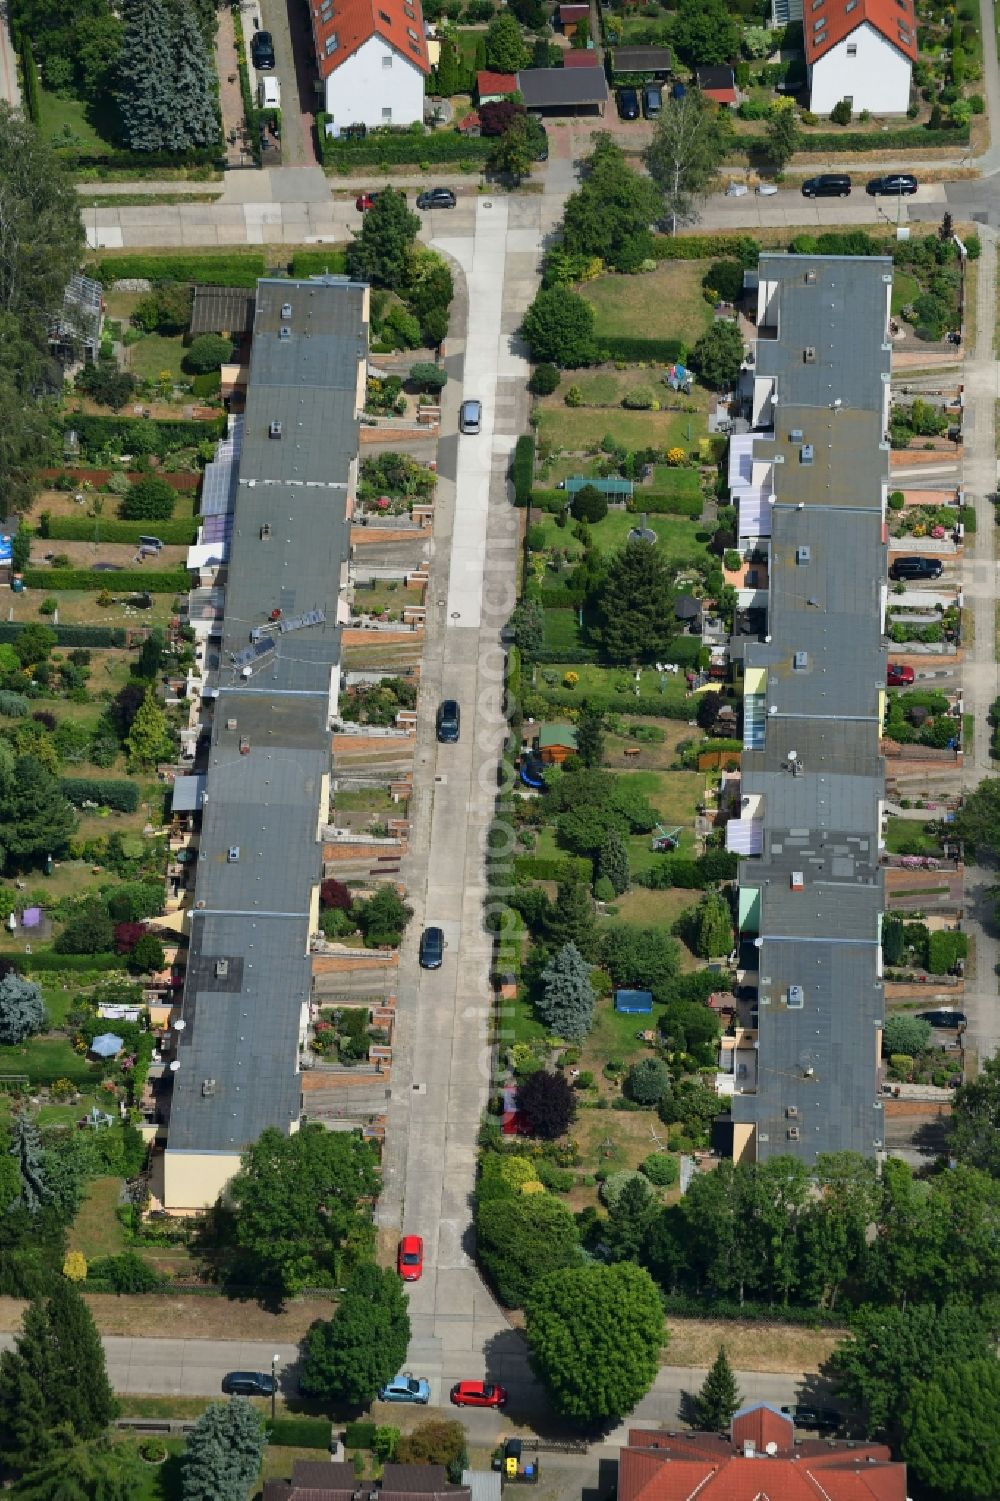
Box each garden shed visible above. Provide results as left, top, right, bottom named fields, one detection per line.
left=565, top=475, right=633, bottom=502
left=614, top=989, right=654, bottom=1014
left=537, top=723, right=578, bottom=764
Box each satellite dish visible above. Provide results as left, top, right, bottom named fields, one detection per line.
left=766, top=1442, right=778, bottom=1456
left=169, top=1060, right=180, bottom=1072
left=173, top=1018, right=186, bottom=1031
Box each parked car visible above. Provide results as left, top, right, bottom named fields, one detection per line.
left=397, top=1234, right=424, bottom=1281
left=801, top=174, right=851, bottom=198
left=889, top=556, right=943, bottom=581
left=250, top=30, right=275, bottom=69
left=460, top=399, right=482, bottom=434
left=781, top=1405, right=840, bottom=1433
left=887, top=663, right=915, bottom=686
left=450, top=1381, right=508, bottom=1408
left=867, top=173, right=918, bottom=196
left=436, top=699, right=460, bottom=743
left=419, top=926, right=444, bottom=969
left=642, top=83, right=662, bottom=118
left=355, top=191, right=381, bottom=211
left=616, top=87, right=640, bottom=120
left=379, top=1374, right=431, bottom=1404
left=917, top=1009, right=967, bottom=1028
left=222, top=1371, right=276, bottom=1396
left=417, top=188, right=457, bottom=209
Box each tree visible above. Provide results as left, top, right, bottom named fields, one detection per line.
left=575, top=704, right=605, bottom=768
left=433, top=35, right=468, bottom=96
left=223, top=1125, right=380, bottom=1298
left=694, top=889, right=732, bottom=958
left=883, top=1013, right=932, bottom=1058
left=356, top=885, right=412, bottom=946
left=117, top=0, right=218, bottom=151
left=184, top=334, right=232, bottom=374
left=129, top=933, right=165, bottom=974
left=601, top=924, right=680, bottom=1000
left=9, top=1111, right=49, bottom=1214
left=881, top=912, right=906, bottom=965
left=0, top=1280, right=117, bottom=1469
left=520, top=287, right=596, bottom=368
left=0, top=755, right=75, bottom=871
left=529, top=363, right=560, bottom=396
left=526, top=1263, right=664, bottom=1422
left=537, top=942, right=595, bottom=1039
left=701, top=260, right=745, bottom=303
left=124, top=688, right=170, bottom=771
left=517, top=1069, right=577, bottom=1139
left=597, top=539, right=676, bottom=662
left=695, top=1345, right=742, bottom=1431
left=408, top=362, right=448, bottom=393
left=598, top=829, right=630, bottom=896
left=13, top=625, right=56, bottom=669
left=476, top=1192, right=579, bottom=1307
left=488, top=114, right=536, bottom=183
left=950, top=1054, right=1000, bottom=1176
left=485, top=11, right=528, bottom=71
left=627, top=1057, right=671, bottom=1106
left=76, top=362, right=136, bottom=411
left=645, top=93, right=731, bottom=234
left=120, top=474, right=176, bottom=521
left=55, top=898, right=114, bottom=955
left=299, top=1263, right=410, bottom=1404
left=508, top=598, right=545, bottom=658
left=479, top=99, right=526, bottom=137
left=396, top=1420, right=468, bottom=1482
left=0, top=975, right=46, bottom=1045
left=953, top=778, right=1000, bottom=858
left=671, top=0, right=741, bottom=65
left=570, top=484, right=607, bottom=524
left=0, top=103, right=84, bottom=331
left=10, top=1435, right=145, bottom=1501
left=180, top=1399, right=266, bottom=1501
left=764, top=106, right=800, bottom=172
left=901, top=1359, right=1000, bottom=1499
left=347, top=189, right=421, bottom=288
left=603, top=1174, right=657, bottom=1264
left=543, top=877, right=596, bottom=956
left=561, top=136, right=661, bottom=273
left=691, top=320, right=745, bottom=392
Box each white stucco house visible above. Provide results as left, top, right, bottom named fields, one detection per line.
left=805, top=0, right=916, bottom=116
left=311, top=0, right=430, bottom=130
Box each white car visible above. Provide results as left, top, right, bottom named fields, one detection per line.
left=755, top=181, right=779, bottom=196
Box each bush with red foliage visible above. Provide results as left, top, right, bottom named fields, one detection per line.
left=516, top=1068, right=577, bottom=1140
left=320, top=878, right=352, bottom=911
left=32, top=711, right=57, bottom=732
left=479, top=100, right=526, bottom=137
left=114, top=921, right=148, bottom=955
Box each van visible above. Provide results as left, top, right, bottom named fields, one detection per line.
left=137, top=536, right=164, bottom=552
left=459, top=399, right=482, bottom=434
left=258, top=75, right=281, bottom=110
left=801, top=173, right=851, bottom=198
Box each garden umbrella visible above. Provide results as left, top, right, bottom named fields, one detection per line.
left=90, top=1033, right=124, bottom=1058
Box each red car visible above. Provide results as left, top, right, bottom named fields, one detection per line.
left=355, top=192, right=380, bottom=211
left=450, top=1381, right=508, bottom=1409
left=397, top=1234, right=423, bottom=1282
left=887, top=663, right=915, bottom=687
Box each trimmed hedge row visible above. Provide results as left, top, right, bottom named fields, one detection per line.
left=41, top=516, right=199, bottom=545
left=514, top=854, right=592, bottom=882
left=513, top=435, right=535, bottom=505
left=66, top=413, right=226, bottom=458
left=266, top=1419, right=331, bottom=1449
left=0, top=624, right=128, bottom=648
left=597, top=336, right=686, bottom=363
left=537, top=588, right=586, bottom=607
left=23, top=568, right=189, bottom=593
left=795, top=126, right=968, bottom=152
left=322, top=132, right=491, bottom=169
left=651, top=233, right=761, bottom=262
left=60, top=778, right=140, bottom=813
left=289, top=249, right=349, bottom=278
left=0, top=951, right=125, bottom=973
left=58, top=147, right=220, bottom=172
left=662, top=1292, right=846, bottom=1327
left=526, top=487, right=702, bottom=519
left=85, top=252, right=265, bottom=286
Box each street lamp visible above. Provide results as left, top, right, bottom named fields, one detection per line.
left=271, top=1353, right=280, bottom=1422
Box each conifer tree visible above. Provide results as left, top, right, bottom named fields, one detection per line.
left=695, top=1345, right=742, bottom=1432
left=10, top=1112, right=49, bottom=1214
left=181, top=1399, right=267, bottom=1501
left=537, top=942, right=595, bottom=1039
left=598, top=829, right=630, bottom=896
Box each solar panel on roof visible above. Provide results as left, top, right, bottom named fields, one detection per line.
left=231, top=638, right=276, bottom=669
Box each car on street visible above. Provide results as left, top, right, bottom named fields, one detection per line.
left=867, top=173, right=918, bottom=196
left=616, top=87, right=640, bottom=120
left=222, top=1371, right=276, bottom=1396
left=801, top=174, right=851, bottom=198
left=460, top=399, right=482, bottom=434
left=397, top=1234, right=424, bottom=1281
left=887, top=663, right=915, bottom=686
left=781, top=1405, right=840, bottom=1433
left=419, top=925, right=444, bottom=969
left=889, top=556, right=943, bottom=581
left=250, top=30, right=275, bottom=69
left=918, top=1008, right=967, bottom=1028
left=436, top=699, right=460, bottom=743
left=379, top=1374, right=431, bottom=1404
left=642, top=82, right=662, bottom=118
left=355, top=192, right=381, bottom=211
left=417, top=188, right=457, bottom=210
left=450, top=1381, right=508, bottom=1408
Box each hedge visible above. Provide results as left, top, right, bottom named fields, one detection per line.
left=266, top=1419, right=331, bottom=1449
left=651, top=233, right=761, bottom=262
left=639, top=490, right=703, bottom=517
left=537, top=588, right=586, bottom=608
left=525, top=488, right=567, bottom=513
left=289, top=249, right=350, bottom=278
left=344, top=1422, right=377, bottom=1449
left=0, top=624, right=128, bottom=648
left=23, top=568, right=189, bottom=593
left=513, top=435, right=535, bottom=504
left=514, top=854, right=592, bottom=882
left=0, top=951, right=125, bottom=973
left=322, top=132, right=491, bottom=169
left=60, top=778, right=140, bottom=813
left=65, top=413, right=226, bottom=459
left=84, top=252, right=266, bottom=287
left=58, top=146, right=220, bottom=172
left=597, top=336, right=686, bottom=363
left=662, top=1292, right=846, bottom=1327
left=794, top=126, right=968, bottom=152
left=18, top=33, right=40, bottom=125
left=41, top=516, right=199, bottom=545
left=927, top=930, right=968, bottom=974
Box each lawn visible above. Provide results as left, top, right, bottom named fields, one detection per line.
left=6, top=590, right=181, bottom=629
left=534, top=659, right=692, bottom=707
left=883, top=816, right=941, bottom=855
left=555, top=367, right=703, bottom=410
left=126, top=334, right=187, bottom=383
left=651, top=466, right=703, bottom=496
left=38, top=86, right=113, bottom=154
left=70, top=1174, right=129, bottom=1261
left=0, top=1034, right=98, bottom=1087
left=543, top=607, right=585, bottom=654
left=530, top=507, right=710, bottom=570
left=536, top=402, right=707, bottom=457
left=581, top=262, right=715, bottom=350
left=891, top=271, right=921, bottom=317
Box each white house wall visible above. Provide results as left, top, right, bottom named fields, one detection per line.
left=324, top=36, right=424, bottom=127
left=808, top=23, right=911, bottom=114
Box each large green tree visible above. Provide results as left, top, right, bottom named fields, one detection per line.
left=0, top=1280, right=118, bottom=1469
left=476, top=1192, right=579, bottom=1307
left=694, top=888, right=733, bottom=959
left=561, top=135, right=661, bottom=273
left=9, top=1112, right=49, bottom=1214
left=117, top=0, right=217, bottom=151
left=597, top=539, right=676, bottom=662
left=644, top=91, right=731, bottom=233
left=952, top=777, right=1000, bottom=858
left=691, top=320, right=745, bottom=392
left=488, top=113, right=537, bottom=184
left=180, top=1399, right=266, bottom=1501
left=901, top=1359, right=1000, bottom=1499
left=520, top=287, right=596, bottom=368
left=671, top=0, right=741, bottom=65
left=11, top=1435, right=145, bottom=1501
left=526, top=1262, right=665, bottom=1423
left=951, top=1054, right=1000, bottom=1176
left=0, top=976, right=46, bottom=1046
left=222, top=1125, right=380, bottom=1297
left=695, top=1345, right=742, bottom=1431
left=299, top=1263, right=411, bottom=1403
left=764, top=107, right=800, bottom=172
left=543, top=877, right=596, bottom=956
left=484, top=11, right=529, bottom=71
left=600, top=924, right=680, bottom=1000
left=537, top=942, right=595, bottom=1039
left=347, top=189, right=421, bottom=288
left=0, top=754, right=75, bottom=871
left=124, top=688, right=170, bottom=770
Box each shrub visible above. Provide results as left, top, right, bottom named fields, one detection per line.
left=120, top=475, right=177, bottom=522
left=88, top=1251, right=166, bottom=1293
left=265, top=1419, right=332, bottom=1448
left=59, top=778, right=140, bottom=813
left=570, top=484, right=608, bottom=523
left=888, top=491, right=905, bottom=511
left=345, top=1422, right=377, bottom=1449
left=830, top=98, right=853, bottom=125
left=408, top=361, right=448, bottom=392
left=529, top=363, right=560, bottom=395
left=600, top=1169, right=652, bottom=1211
left=927, top=929, right=968, bottom=974
left=184, top=333, right=233, bottom=374
left=0, top=691, right=29, bottom=718
left=626, top=1057, right=671, bottom=1105
left=640, top=1152, right=678, bottom=1187
left=512, top=434, right=535, bottom=504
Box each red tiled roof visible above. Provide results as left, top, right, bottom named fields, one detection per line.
left=563, top=49, right=600, bottom=66
left=804, top=0, right=917, bottom=64
left=476, top=70, right=517, bottom=94
left=559, top=3, right=590, bottom=16
left=731, top=1405, right=794, bottom=1454
left=702, top=88, right=737, bottom=104
left=457, top=109, right=481, bottom=132
left=310, top=0, right=430, bottom=79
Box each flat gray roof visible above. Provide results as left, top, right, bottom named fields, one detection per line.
left=168, top=276, right=368, bottom=1156
left=190, top=286, right=255, bottom=337
left=517, top=67, right=609, bottom=107
left=611, top=46, right=672, bottom=72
